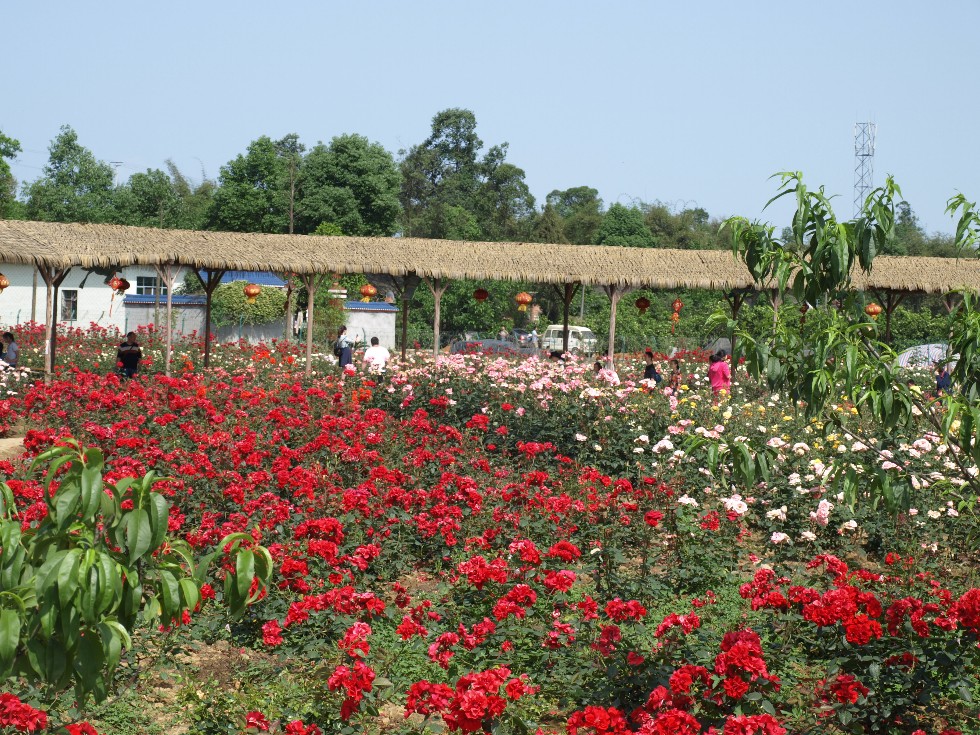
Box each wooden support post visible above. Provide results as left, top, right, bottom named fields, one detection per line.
left=602, top=284, right=629, bottom=369
left=201, top=269, right=226, bottom=368
left=38, top=266, right=70, bottom=383
left=874, top=289, right=907, bottom=345
left=723, top=289, right=747, bottom=360
left=298, top=273, right=328, bottom=377
left=156, top=264, right=181, bottom=377
left=552, top=282, right=579, bottom=355
left=426, top=277, right=449, bottom=360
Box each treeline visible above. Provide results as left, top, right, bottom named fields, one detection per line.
left=0, top=109, right=960, bottom=256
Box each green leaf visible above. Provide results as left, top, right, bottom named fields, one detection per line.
left=79, top=461, right=103, bottom=520
left=57, top=548, right=83, bottom=607
left=126, top=509, right=152, bottom=564
left=0, top=607, right=21, bottom=672
left=236, top=549, right=255, bottom=602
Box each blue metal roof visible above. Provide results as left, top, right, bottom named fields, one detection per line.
left=123, top=294, right=206, bottom=306
left=344, top=301, right=398, bottom=312
left=217, top=271, right=286, bottom=287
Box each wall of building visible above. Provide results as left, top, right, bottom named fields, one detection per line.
left=345, top=307, right=397, bottom=349
left=0, top=263, right=164, bottom=334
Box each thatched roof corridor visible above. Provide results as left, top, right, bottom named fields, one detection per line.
left=3, top=219, right=979, bottom=294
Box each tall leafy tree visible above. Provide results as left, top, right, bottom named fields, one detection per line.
left=210, top=136, right=288, bottom=233
left=114, top=168, right=180, bottom=228
left=546, top=186, right=603, bottom=245
left=399, top=108, right=534, bottom=241
left=596, top=203, right=656, bottom=247
left=531, top=203, right=568, bottom=244
left=0, top=130, right=22, bottom=218
left=296, top=134, right=400, bottom=236
left=24, top=126, right=116, bottom=223
left=275, top=134, right=305, bottom=234
left=166, top=160, right=216, bottom=230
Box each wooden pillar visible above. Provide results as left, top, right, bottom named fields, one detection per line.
left=602, top=284, right=629, bottom=369
left=299, top=273, right=328, bottom=377
left=553, top=282, right=579, bottom=354
left=426, top=277, right=449, bottom=360
left=282, top=273, right=295, bottom=341
left=201, top=269, right=226, bottom=368
left=723, top=289, right=747, bottom=360
left=38, top=266, right=70, bottom=383
left=874, top=290, right=907, bottom=345
left=156, top=264, right=181, bottom=377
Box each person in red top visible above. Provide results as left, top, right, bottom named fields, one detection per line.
left=708, top=351, right=731, bottom=397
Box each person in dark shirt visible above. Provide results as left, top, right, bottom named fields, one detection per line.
left=117, top=332, right=143, bottom=378
left=935, top=363, right=952, bottom=395
left=2, top=332, right=18, bottom=368
left=642, top=348, right=662, bottom=384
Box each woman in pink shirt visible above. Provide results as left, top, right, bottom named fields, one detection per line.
left=708, top=351, right=731, bottom=397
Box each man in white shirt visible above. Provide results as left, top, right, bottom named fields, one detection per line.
left=362, top=337, right=391, bottom=373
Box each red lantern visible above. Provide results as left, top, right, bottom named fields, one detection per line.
left=635, top=296, right=651, bottom=315
left=360, top=283, right=377, bottom=303
left=108, top=276, right=123, bottom=293
left=515, top=292, right=532, bottom=312
left=0, top=274, right=9, bottom=293
left=115, top=278, right=130, bottom=295
left=800, top=302, right=809, bottom=324
left=864, top=302, right=883, bottom=320
left=672, top=297, right=684, bottom=314
left=243, top=283, right=262, bottom=304
left=473, top=288, right=489, bottom=303
left=670, top=310, right=680, bottom=334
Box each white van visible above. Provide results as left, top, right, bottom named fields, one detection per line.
left=540, top=325, right=598, bottom=354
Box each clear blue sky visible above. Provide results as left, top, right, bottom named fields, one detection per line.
left=4, top=0, right=977, bottom=235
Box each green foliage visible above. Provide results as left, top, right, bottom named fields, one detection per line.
left=23, top=126, right=116, bottom=223
left=0, top=440, right=272, bottom=704
left=0, top=129, right=22, bottom=217
left=546, top=186, right=603, bottom=245
left=399, top=108, right=534, bottom=241
left=210, top=281, right=287, bottom=327
left=210, top=136, right=289, bottom=233
left=595, top=203, right=655, bottom=247
left=297, top=134, right=400, bottom=236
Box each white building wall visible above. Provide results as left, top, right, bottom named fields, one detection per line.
left=345, top=308, right=397, bottom=349
left=0, top=263, right=161, bottom=334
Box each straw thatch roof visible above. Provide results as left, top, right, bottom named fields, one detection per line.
left=0, top=219, right=978, bottom=294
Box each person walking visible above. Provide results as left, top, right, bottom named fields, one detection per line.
left=708, top=351, right=731, bottom=398
left=362, top=336, right=391, bottom=374
left=1, top=332, right=18, bottom=369
left=335, top=326, right=354, bottom=369
left=116, top=331, right=143, bottom=378
left=935, top=362, right=952, bottom=395
left=668, top=359, right=682, bottom=392
left=642, top=348, right=662, bottom=385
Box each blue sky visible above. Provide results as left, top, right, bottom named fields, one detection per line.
left=4, top=1, right=977, bottom=234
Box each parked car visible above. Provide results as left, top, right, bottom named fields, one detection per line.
left=511, top=329, right=533, bottom=346
left=449, top=339, right=539, bottom=356
left=540, top=325, right=597, bottom=354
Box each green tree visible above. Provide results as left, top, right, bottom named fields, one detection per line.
left=546, top=186, right=603, bottom=245
left=0, top=129, right=22, bottom=218
left=210, top=136, right=288, bottom=233
left=531, top=203, right=568, bottom=244
left=24, top=126, right=116, bottom=223
left=296, top=134, right=400, bottom=236
left=399, top=108, right=533, bottom=241
left=275, top=134, right=305, bottom=234
left=596, top=203, right=656, bottom=247
left=114, top=168, right=180, bottom=228
left=210, top=280, right=287, bottom=327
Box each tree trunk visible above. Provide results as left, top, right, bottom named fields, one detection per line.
left=426, top=278, right=449, bottom=360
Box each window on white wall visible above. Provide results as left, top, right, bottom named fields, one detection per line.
left=61, top=290, right=78, bottom=321
left=136, top=276, right=166, bottom=296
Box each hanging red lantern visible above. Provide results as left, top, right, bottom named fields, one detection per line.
left=0, top=274, right=9, bottom=294
left=243, top=283, right=262, bottom=304
left=670, top=310, right=680, bottom=334
left=672, top=297, right=684, bottom=314
left=114, top=278, right=130, bottom=295
left=864, top=302, right=883, bottom=320
left=515, top=292, right=533, bottom=312
left=360, top=283, right=377, bottom=303
left=635, top=296, right=650, bottom=315
left=108, top=275, right=123, bottom=293
left=473, top=288, right=489, bottom=303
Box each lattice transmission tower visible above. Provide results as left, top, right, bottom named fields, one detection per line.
left=853, top=122, right=876, bottom=216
